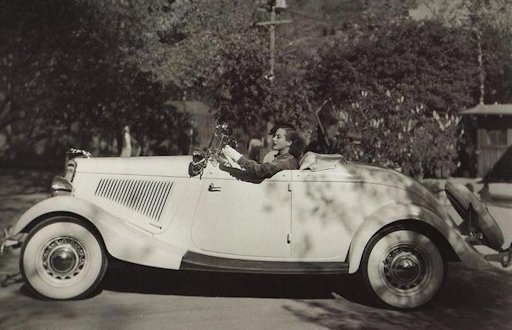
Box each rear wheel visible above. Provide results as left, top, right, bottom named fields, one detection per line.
left=20, top=216, right=108, bottom=300
left=361, top=228, right=445, bottom=309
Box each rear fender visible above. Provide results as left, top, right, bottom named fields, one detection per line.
left=12, top=196, right=185, bottom=270
left=347, top=203, right=492, bottom=273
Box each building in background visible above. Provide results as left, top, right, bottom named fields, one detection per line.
left=461, top=104, right=512, bottom=179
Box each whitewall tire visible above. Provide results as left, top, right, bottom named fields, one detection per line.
left=20, top=217, right=108, bottom=300
left=362, top=228, right=445, bottom=309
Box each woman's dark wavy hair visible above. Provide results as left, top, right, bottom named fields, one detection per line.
left=269, top=123, right=305, bottom=160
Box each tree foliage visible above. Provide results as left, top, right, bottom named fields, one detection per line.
left=307, top=20, right=478, bottom=177
left=2, top=0, right=512, bottom=177
left=0, top=0, right=191, bottom=162
left=208, top=31, right=314, bottom=143
left=85, top=0, right=256, bottom=92
left=415, top=0, right=512, bottom=104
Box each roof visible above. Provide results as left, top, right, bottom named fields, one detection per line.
left=461, top=104, right=512, bottom=116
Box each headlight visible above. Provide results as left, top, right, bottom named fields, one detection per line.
left=51, top=176, right=73, bottom=196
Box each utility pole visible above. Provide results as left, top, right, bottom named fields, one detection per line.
left=269, top=7, right=276, bottom=79
left=256, top=0, right=292, bottom=81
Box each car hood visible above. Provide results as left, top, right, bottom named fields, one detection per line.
left=74, top=155, right=193, bottom=178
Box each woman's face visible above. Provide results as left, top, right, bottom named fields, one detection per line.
left=272, top=128, right=292, bottom=152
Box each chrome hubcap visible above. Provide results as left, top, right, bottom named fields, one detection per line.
left=383, top=246, right=426, bottom=290
left=42, top=237, right=86, bottom=280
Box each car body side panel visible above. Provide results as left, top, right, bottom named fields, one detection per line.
left=289, top=166, right=445, bottom=261
left=290, top=173, right=416, bottom=260
left=12, top=196, right=186, bottom=270
left=347, top=202, right=492, bottom=273
left=191, top=166, right=292, bottom=258
left=69, top=156, right=196, bottom=235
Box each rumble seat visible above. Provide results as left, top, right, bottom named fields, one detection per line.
left=299, top=152, right=344, bottom=171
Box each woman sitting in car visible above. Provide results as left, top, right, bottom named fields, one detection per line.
left=222, top=123, right=304, bottom=179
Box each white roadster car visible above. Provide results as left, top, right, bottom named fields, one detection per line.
left=2, top=124, right=511, bottom=309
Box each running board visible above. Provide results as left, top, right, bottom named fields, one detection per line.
left=180, top=252, right=349, bottom=274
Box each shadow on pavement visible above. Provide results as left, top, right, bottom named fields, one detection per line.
left=102, top=260, right=375, bottom=305
left=8, top=262, right=512, bottom=330
left=279, top=263, right=512, bottom=329
left=18, top=283, right=106, bottom=301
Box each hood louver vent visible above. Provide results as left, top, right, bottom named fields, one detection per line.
left=95, top=178, right=173, bottom=222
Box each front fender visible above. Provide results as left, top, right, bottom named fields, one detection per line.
left=13, top=196, right=185, bottom=270
left=347, top=203, right=492, bottom=273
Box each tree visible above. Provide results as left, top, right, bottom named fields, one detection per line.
left=415, top=0, right=512, bottom=104
left=84, top=0, right=257, bottom=93
left=0, top=0, right=97, bottom=160
left=307, top=20, right=477, bottom=177
left=206, top=29, right=315, bottom=149
left=0, top=0, right=192, bottom=162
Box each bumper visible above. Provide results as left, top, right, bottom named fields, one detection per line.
left=484, top=242, right=512, bottom=271
left=0, top=227, right=23, bottom=255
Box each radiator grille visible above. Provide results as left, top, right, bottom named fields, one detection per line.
left=95, top=178, right=173, bottom=222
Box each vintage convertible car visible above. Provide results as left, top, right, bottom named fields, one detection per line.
left=2, top=124, right=511, bottom=309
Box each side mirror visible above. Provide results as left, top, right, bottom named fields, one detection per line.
left=189, top=161, right=203, bottom=177
left=189, top=150, right=206, bottom=177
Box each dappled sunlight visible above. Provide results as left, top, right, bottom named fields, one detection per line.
left=216, top=164, right=287, bottom=216
left=291, top=163, right=436, bottom=259
left=2, top=169, right=512, bottom=325
left=188, top=157, right=444, bottom=262
left=282, top=263, right=512, bottom=329
left=191, top=163, right=291, bottom=257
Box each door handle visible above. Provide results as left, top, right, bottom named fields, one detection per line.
left=208, top=183, right=222, bottom=192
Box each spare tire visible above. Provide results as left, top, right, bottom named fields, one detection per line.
left=445, top=180, right=504, bottom=251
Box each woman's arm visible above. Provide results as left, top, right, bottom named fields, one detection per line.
left=223, top=145, right=297, bottom=178
left=237, top=156, right=296, bottom=179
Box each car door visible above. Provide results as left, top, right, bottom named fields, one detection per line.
left=192, top=164, right=292, bottom=258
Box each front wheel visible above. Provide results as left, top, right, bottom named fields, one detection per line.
left=20, top=217, right=108, bottom=300
left=361, top=228, right=445, bottom=309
